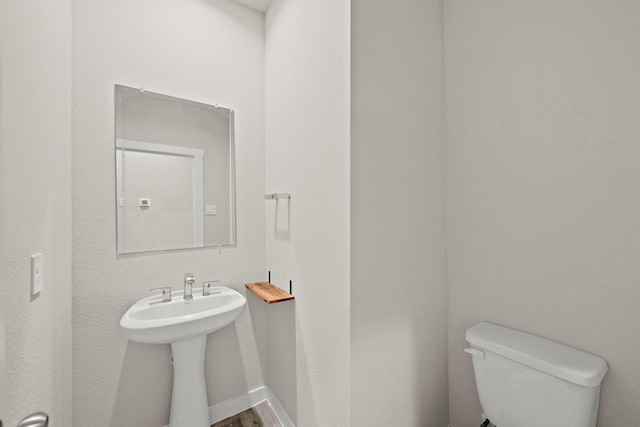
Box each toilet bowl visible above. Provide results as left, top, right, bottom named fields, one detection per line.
left=465, top=322, right=608, bottom=427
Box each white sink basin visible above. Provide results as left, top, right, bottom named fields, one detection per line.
left=120, top=287, right=246, bottom=344
left=120, top=285, right=247, bottom=427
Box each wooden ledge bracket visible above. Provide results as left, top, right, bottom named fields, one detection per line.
left=245, top=282, right=295, bottom=304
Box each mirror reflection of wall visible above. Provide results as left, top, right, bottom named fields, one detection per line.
left=115, top=85, right=236, bottom=254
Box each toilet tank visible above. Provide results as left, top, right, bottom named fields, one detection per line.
left=465, top=322, right=608, bottom=427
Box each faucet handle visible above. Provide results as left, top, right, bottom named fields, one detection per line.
left=202, top=280, right=220, bottom=296
left=150, top=287, right=172, bottom=303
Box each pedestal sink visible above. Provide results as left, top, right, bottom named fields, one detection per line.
left=120, top=286, right=247, bottom=427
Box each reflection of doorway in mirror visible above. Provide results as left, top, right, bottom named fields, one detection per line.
left=116, top=139, right=204, bottom=253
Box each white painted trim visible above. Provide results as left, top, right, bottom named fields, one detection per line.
left=162, top=385, right=295, bottom=427
left=115, top=139, right=205, bottom=253
left=192, top=155, right=204, bottom=247
left=115, top=148, right=126, bottom=253
left=228, top=112, right=237, bottom=245
left=116, top=138, right=204, bottom=159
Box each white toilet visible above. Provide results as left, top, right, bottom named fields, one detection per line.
left=465, top=322, right=608, bottom=427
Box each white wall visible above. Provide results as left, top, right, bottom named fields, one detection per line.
left=351, top=0, right=449, bottom=425
left=445, top=1, right=640, bottom=425
left=265, top=0, right=351, bottom=425
left=1, top=0, right=73, bottom=426
left=0, top=5, right=5, bottom=422
left=72, top=0, right=266, bottom=425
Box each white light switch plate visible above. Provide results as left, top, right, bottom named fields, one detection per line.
left=31, top=253, right=44, bottom=295
left=206, top=205, right=217, bottom=216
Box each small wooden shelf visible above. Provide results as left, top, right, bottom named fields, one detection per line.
left=245, top=282, right=294, bottom=304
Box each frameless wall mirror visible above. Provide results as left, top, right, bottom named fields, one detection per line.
left=115, top=85, right=236, bottom=254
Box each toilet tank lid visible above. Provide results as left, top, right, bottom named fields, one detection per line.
left=465, top=322, right=608, bottom=387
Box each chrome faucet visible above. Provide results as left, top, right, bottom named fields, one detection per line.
left=184, top=273, right=195, bottom=301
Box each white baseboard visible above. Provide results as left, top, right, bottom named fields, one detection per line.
left=164, top=385, right=295, bottom=427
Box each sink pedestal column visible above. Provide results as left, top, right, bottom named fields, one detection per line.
left=169, top=335, right=210, bottom=427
